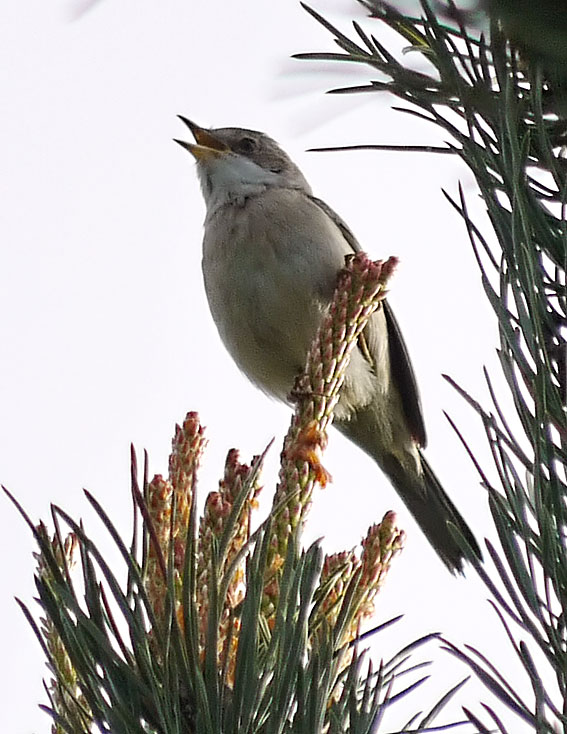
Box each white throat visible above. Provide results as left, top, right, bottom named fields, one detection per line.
left=197, top=153, right=280, bottom=215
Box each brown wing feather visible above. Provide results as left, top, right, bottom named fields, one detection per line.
left=308, top=193, right=427, bottom=448
left=382, top=301, right=427, bottom=448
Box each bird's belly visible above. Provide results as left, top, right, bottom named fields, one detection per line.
left=201, top=188, right=356, bottom=402
left=203, top=243, right=327, bottom=402
left=211, top=285, right=324, bottom=400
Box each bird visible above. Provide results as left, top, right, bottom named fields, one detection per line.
left=175, top=118, right=481, bottom=573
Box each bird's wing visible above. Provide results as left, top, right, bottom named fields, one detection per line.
left=308, top=195, right=362, bottom=252
left=308, top=194, right=428, bottom=448
left=381, top=300, right=427, bottom=447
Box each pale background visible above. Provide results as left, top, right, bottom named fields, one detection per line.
left=1, top=1, right=533, bottom=731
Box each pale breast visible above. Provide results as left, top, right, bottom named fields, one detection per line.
left=201, top=187, right=353, bottom=401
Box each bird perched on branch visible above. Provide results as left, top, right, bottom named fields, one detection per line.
left=175, top=119, right=481, bottom=573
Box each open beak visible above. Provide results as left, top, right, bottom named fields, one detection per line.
left=174, top=117, right=230, bottom=160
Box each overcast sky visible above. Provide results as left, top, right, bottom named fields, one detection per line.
left=1, top=1, right=533, bottom=731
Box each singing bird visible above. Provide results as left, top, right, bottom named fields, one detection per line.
left=175, top=118, right=481, bottom=573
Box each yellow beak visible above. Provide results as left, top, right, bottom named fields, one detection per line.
left=174, top=117, right=230, bottom=160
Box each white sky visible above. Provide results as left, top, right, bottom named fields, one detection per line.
left=1, top=1, right=538, bottom=731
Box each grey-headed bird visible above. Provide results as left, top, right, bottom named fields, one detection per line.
left=175, top=119, right=481, bottom=573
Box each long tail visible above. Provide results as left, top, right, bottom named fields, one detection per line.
left=381, top=450, right=482, bottom=573
left=335, top=404, right=482, bottom=573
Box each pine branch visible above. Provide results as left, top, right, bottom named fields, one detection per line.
left=295, top=1, right=567, bottom=730
left=5, top=253, right=462, bottom=734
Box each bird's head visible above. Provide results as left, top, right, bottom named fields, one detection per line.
left=175, top=118, right=311, bottom=211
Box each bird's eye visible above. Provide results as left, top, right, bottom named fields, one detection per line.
left=235, top=136, right=256, bottom=154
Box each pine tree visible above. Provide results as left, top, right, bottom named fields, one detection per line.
left=295, top=1, right=567, bottom=730
left=8, top=2, right=567, bottom=731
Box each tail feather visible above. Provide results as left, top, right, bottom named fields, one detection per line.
left=382, top=451, right=482, bottom=573
left=335, top=409, right=482, bottom=573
